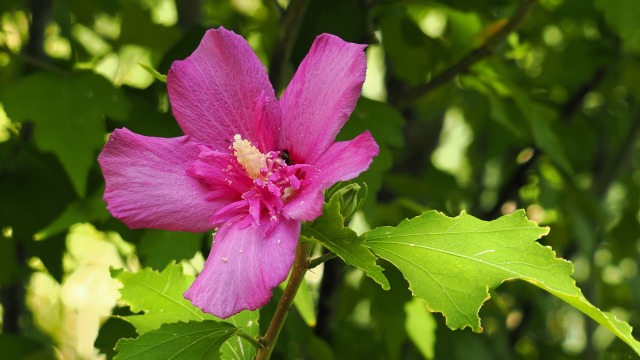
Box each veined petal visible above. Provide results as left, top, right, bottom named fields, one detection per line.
left=167, top=27, right=281, bottom=152
left=283, top=131, right=378, bottom=221
left=98, top=128, right=223, bottom=232
left=185, top=217, right=300, bottom=318
left=279, top=34, right=367, bottom=164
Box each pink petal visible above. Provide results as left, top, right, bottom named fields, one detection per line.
left=284, top=131, right=379, bottom=221
left=167, top=27, right=281, bottom=152
left=98, top=128, right=223, bottom=232
left=279, top=34, right=367, bottom=164
left=184, top=217, right=300, bottom=318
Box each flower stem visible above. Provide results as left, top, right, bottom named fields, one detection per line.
left=256, top=241, right=309, bottom=360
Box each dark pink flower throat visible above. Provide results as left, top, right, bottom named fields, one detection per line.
left=186, top=134, right=311, bottom=233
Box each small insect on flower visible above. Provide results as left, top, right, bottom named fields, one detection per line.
left=280, top=149, right=291, bottom=165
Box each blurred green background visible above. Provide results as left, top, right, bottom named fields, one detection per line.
left=1, top=0, right=639, bottom=358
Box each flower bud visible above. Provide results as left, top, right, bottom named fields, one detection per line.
left=329, top=183, right=367, bottom=221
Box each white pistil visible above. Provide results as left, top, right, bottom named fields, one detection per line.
left=232, top=134, right=266, bottom=179
left=282, top=187, right=294, bottom=200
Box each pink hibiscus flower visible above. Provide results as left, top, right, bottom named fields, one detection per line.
left=98, top=27, right=378, bottom=318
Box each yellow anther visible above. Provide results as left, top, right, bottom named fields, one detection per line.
left=232, top=134, right=266, bottom=179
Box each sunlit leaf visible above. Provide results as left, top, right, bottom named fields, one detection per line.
left=113, top=263, right=259, bottom=359
left=365, top=210, right=640, bottom=354
left=405, top=297, right=436, bottom=359
left=113, top=263, right=215, bottom=334
left=114, top=320, right=237, bottom=360
left=220, top=310, right=259, bottom=360
left=280, top=273, right=317, bottom=327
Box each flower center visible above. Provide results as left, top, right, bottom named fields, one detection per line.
left=232, top=134, right=266, bottom=179
left=188, top=135, right=312, bottom=231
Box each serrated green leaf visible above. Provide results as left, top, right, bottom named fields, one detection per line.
left=303, top=195, right=389, bottom=290
left=113, top=263, right=260, bottom=358
left=1, top=71, right=129, bottom=196
left=114, top=320, right=237, bottom=360
left=365, top=210, right=640, bottom=355
left=113, top=263, right=215, bottom=334
left=220, top=310, right=259, bottom=360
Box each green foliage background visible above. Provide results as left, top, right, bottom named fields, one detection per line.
left=1, top=0, right=639, bottom=358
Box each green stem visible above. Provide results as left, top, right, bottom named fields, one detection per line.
left=0, top=46, right=68, bottom=75
left=235, top=329, right=261, bottom=349
left=268, top=0, right=310, bottom=91
left=309, top=252, right=337, bottom=269
left=255, top=241, right=309, bottom=360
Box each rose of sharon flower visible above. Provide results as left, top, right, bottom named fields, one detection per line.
left=98, top=27, right=378, bottom=318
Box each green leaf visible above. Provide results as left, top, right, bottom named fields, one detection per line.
left=138, top=230, right=203, bottom=270
left=378, top=13, right=443, bottom=87
left=34, top=188, right=110, bottom=240
left=365, top=210, right=640, bottom=355
left=1, top=71, right=129, bottom=196
left=340, top=97, right=405, bottom=213
left=0, top=237, right=18, bottom=286
left=0, top=334, right=52, bottom=359
left=302, top=195, right=389, bottom=290
left=116, top=2, right=181, bottom=53
left=594, top=0, right=640, bottom=53
left=113, top=263, right=215, bottom=334
left=280, top=274, right=317, bottom=327
left=220, top=310, right=259, bottom=360
left=510, top=89, right=573, bottom=175
left=113, top=263, right=260, bottom=358
left=114, top=320, right=237, bottom=360
left=405, top=298, right=436, bottom=360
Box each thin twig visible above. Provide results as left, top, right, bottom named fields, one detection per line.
left=256, top=241, right=309, bottom=360
left=0, top=46, right=68, bottom=75
left=393, top=0, right=538, bottom=109
left=268, top=0, right=310, bottom=91
left=594, top=116, right=640, bottom=198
